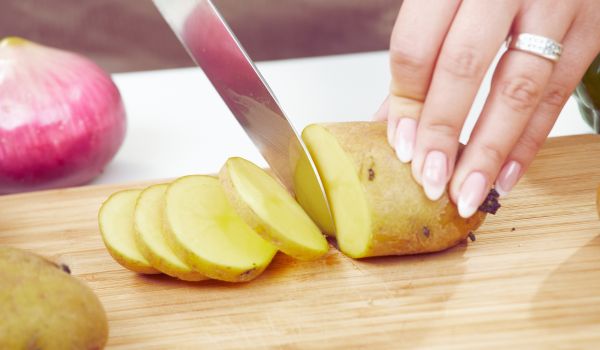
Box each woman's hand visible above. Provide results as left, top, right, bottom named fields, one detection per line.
left=375, top=0, right=600, bottom=218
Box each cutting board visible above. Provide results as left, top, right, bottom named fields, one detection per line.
left=1, top=135, right=600, bottom=349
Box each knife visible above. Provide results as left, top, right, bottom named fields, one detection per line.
left=153, top=0, right=334, bottom=231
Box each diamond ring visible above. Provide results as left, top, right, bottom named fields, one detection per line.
left=506, top=33, right=563, bottom=62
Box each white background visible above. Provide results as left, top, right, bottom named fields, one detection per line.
left=93, top=51, right=591, bottom=185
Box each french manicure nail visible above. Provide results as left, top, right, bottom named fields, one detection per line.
left=422, top=150, right=448, bottom=201
left=394, top=118, right=417, bottom=163
left=495, top=161, right=521, bottom=197
left=458, top=172, right=488, bottom=218
left=387, top=117, right=400, bottom=146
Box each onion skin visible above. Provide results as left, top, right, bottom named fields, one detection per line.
left=0, top=37, right=126, bottom=194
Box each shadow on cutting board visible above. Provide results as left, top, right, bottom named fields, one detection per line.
left=531, top=234, right=600, bottom=330
left=134, top=252, right=299, bottom=290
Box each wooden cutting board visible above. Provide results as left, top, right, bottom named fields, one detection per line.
left=1, top=134, right=600, bottom=349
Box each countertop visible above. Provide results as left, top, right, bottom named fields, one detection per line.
left=94, top=50, right=591, bottom=185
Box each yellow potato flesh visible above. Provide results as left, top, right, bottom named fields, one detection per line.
left=165, top=175, right=277, bottom=282
left=301, top=122, right=486, bottom=258
left=134, top=184, right=207, bottom=281
left=293, top=151, right=336, bottom=235
left=98, top=189, right=159, bottom=274
left=222, top=157, right=328, bottom=260
left=301, top=124, right=372, bottom=258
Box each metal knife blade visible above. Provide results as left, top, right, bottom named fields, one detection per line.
left=153, top=0, right=334, bottom=231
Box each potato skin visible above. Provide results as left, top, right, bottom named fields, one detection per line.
left=321, top=122, right=486, bottom=256
left=0, top=247, right=108, bottom=350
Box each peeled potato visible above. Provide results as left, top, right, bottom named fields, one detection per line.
left=164, top=175, right=277, bottom=282
left=98, top=189, right=159, bottom=274
left=300, top=122, right=487, bottom=258
left=134, top=184, right=208, bottom=281
left=219, top=157, right=329, bottom=261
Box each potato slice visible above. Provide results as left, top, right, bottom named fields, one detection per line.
left=219, top=157, right=329, bottom=260
left=301, top=122, right=487, bottom=258
left=134, top=184, right=208, bottom=281
left=98, top=189, right=159, bottom=274
left=164, top=175, right=277, bottom=282
left=293, top=151, right=336, bottom=235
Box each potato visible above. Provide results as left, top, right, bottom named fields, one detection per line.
left=98, top=189, right=159, bottom=274
left=0, top=246, right=108, bottom=350
left=300, top=122, right=487, bottom=258
left=293, top=150, right=336, bottom=235
left=134, top=184, right=208, bottom=281
left=164, top=175, right=277, bottom=282
left=219, top=157, right=329, bottom=261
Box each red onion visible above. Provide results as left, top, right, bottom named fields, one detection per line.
left=0, top=37, right=126, bottom=194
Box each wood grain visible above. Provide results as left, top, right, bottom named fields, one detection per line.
left=1, top=135, right=600, bottom=349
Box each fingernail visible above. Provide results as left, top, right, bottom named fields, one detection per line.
left=495, top=161, right=521, bottom=197
left=387, top=117, right=400, bottom=146
left=422, top=150, right=448, bottom=201
left=394, top=118, right=417, bottom=163
left=458, top=172, right=488, bottom=218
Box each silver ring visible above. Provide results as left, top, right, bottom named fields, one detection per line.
left=506, top=33, right=563, bottom=62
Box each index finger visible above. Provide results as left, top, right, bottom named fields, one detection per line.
left=387, top=0, right=461, bottom=152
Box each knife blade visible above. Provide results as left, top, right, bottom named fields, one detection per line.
left=153, top=0, right=334, bottom=232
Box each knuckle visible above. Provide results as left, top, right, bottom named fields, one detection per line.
left=423, top=120, right=461, bottom=140
left=499, top=75, right=543, bottom=113
left=389, top=44, right=428, bottom=74
left=541, top=84, right=570, bottom=108
left=517, top=131, right=545, bottom=155
left=439, top=45, right=485, bottom=80
left=388, top=43, right=430, bottom=100
left=389, top=96, right=424, bottom=119
left=478, top=142, right=506, bottom=166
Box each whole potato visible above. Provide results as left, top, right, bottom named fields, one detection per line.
left=0, top=246, right=108, bottom=349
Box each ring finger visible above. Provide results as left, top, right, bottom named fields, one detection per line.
left=495, top=3, right=600, bottom=198
left=449, top=0, right=577, bottom=217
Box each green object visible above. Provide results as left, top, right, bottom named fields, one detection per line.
left=574, top=53, right=600, bottom=133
